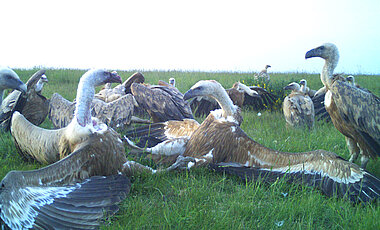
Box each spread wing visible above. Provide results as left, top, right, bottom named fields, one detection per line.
left=331, top=81, right=380, bottom=156
left=125, top=119, right=200, bottom=148
left=0, top=174, right=130, bottom=230
left=91, top=94, right=135, bottom=130
left=209, top=161, right=380, bottom=203
left=243, top=86, right=277, bottom=110
left=131, top=83, right=193, bottom=122
left=48, top=93, right=75, bottom=128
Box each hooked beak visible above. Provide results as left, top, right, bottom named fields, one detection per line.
left=183, top=89, right=199, bottom=101
left=305, top=47, right=322, bottom=59
left=107, top=71, right=122, bottom=84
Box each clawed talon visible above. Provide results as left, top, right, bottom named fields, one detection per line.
left=165, top=156, right=196, bottom=171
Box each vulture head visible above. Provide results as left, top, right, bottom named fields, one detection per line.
left=34, top=74, right=48, bottom=93
left=305, top=43, right=339, bottom=62
left=284, top=82, right=301, bottom=93
left=169, top=78, right=175, bottom=87
left=183, top=80, right=225, bottom=101
left=346, top=75, right=355, bottom=85
left=265, top=64, right=271, bottom=69
left=299, top=79, right=307, bottom=87
left=0, top=67, right=27, bottom=94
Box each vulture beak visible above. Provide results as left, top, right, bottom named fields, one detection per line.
left=305, top=46, right=323, bottom=59
left=283, top=85, right=292, bottom=91
left=17, top=81, right=27, bottom=94
left=107, top=71, right=122, bottom=84
left=183, top=88, right=201, bottom=101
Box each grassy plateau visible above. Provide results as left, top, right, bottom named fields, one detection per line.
left=0, top=69, right=379, bottom=229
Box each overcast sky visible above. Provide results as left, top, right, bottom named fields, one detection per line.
left=1, top=0, right=379, bottom=74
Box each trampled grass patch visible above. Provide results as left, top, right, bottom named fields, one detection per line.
left=1, top=69, right=379, bottom=229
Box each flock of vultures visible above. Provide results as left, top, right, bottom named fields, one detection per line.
left=0, top=43, right=379, bottom=229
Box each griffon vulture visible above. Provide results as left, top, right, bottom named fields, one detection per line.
left=305, top=43, right=380, bottom=169
left=126, top=80, right=380, bottom=202
left=0, top=67, right=27, bottom=130
left=0, top=70, right=49, bottom=131
left=283, top=82, right=315, bottom=129
left=254, top=64, right=271, bottom=81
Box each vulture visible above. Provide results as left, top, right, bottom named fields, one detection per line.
left=0, top=70, right=49, bottom=131
left=11, top=69, right=125, bottom=163
left=190, top=81, right=276, bottom=117
left=126, top=80, right=380, bottom=203
left=283, top=82, right=315, bottom=129
left=131, top=80, right=193, bottom=123
left=48, top=71, right=142, bottom=130
left=254, top=64, right=271, bottom=81
left=2, top=69, right=167, bottom=229
left=305, top=43, right=380, bottom=169
left=0, top=67, right=27, bottom=130
left=299, top=79, right=317, bottom=97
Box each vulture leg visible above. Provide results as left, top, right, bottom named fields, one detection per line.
left=346, top=137, right=360, bottom=163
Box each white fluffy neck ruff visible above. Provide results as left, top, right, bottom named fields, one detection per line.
left=65, top=117, right=107, bottom=144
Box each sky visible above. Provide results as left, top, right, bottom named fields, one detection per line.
left=1, top=0, right=379, bottom=74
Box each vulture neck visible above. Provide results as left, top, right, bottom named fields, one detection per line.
left=321, top=54, right=339, bottom=88
left=74, top=75, right=96, bottom=127
left=211, top=87, right=237, bottom=119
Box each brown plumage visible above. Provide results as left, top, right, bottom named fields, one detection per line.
left=283, top=82, right=314, bottom=129
left=12, top=69, right=124, bottom=164
left=49, top=93, right=136, bottom=130
left=254, top=64, right=271, bottom=81
left=306, top=43, right=380, bottom=169
left=2, top=70, right=164, bottom=229
left=126, top=80, right=380, bottom=202
left=131, top=81, right=193, bottom=122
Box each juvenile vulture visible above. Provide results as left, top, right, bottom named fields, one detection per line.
left=305, top=43, right=380, bottom=169
left=254, top=64, right=271, bottom=81
left=283, top=82, right=315, bottom=129
left=131, top=81, right=193, bottom=123
left=0, top=67, right=27, bottom=130
left=126, top=80, right=380, bottom=202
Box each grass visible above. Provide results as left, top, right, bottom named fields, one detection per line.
left=1, top=68, right=379, bottom=229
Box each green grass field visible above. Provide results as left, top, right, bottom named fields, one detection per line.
left=1, top=69, right=379, bottom=229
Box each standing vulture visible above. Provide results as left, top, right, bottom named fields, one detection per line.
left=283, top=82, right=314, bottom=129
left=305, top=43, right=380, bottom=169
left=131, top=81, right=193, bottom=123
left=0, top=67, right=27, bottom=130
left=254, top=64, right=271, bottom=81
left=126, top=80, right=380, bottom=203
